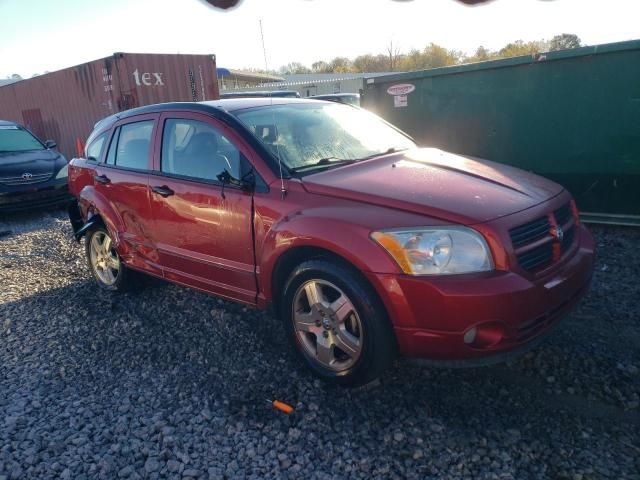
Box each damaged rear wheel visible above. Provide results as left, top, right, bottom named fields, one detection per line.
left=85, top=226, right=134, bottom=292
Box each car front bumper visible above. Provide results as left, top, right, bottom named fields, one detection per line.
left=366, top=224, right=595, bottom=363
left=0, top=180, right=71, bottom=213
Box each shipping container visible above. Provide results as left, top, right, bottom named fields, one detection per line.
left=0, top=53, right=219, bottom=159
left=363, top=40, right=640, bottom=225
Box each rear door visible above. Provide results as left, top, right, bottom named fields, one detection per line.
left=147, top=111, right=256, bottom=304
left=94, top=113, right=161, bottom=275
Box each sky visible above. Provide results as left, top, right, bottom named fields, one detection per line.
left=1, top=0, right=639, bottom=78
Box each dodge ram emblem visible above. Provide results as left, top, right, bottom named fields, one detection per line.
left=556, top=225, right=564, bottom=242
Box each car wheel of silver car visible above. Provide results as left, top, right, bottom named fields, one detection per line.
left=282, top=257, right=397, bottom=387
left=85, top=226, right=133, bottom=291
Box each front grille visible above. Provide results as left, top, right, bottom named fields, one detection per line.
left=515, top=243, right=553, bottom=272
left=554, top=203, right=572, bottom=226
left=509, top=216, right=551, bottom=249
left=509, top=202, right=578, bottom=273
left=0, top=172, right=52, bottom=185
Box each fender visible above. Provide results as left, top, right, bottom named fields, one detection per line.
left=72, top=216, right=100, bottom=242
left=257, top=207, right=402, bottom=302
left=75, top=184, right=125, bottom=249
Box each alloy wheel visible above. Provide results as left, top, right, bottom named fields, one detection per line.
left=292, top=279, right=363, bottom=371
left=89, top=230, right=120, bottom=286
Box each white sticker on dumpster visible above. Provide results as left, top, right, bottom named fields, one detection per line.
left=387, top=83, right=415, bottom=96
left=394, top=95, right=408, bottom=108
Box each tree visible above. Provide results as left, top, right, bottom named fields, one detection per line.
left=311, top=61, right=332, bottom=73
left=465, top=45, right=494, bottom=63
left=497, top=40, right=547, bottom=58
left=329, top=57, right=354, bottom=73
left=9, top=73, right=22, bottom=80
left=386, top=40, right=402, bottom=71
left=421, top=43, right=461, bottom=68
left=549, top=33, right=582, bottom=51
left=278, top=62, right=311, bottom=75
left=287, top=34, right=581, bottom=75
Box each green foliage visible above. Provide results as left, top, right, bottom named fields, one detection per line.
left=549, top=33, right=582, bottom=51
left=275, top=34, right=583, bottom=74
left=278, top=62, right=311, bottom=75
left=498, top=40, right=549, bottom=58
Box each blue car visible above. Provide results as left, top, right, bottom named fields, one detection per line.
left=0, top=120, right=70, bottom=212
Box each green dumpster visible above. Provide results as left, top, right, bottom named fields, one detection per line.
left=363, top=40, right=640, bottom=225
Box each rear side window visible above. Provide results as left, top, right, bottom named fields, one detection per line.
left=161, top=119, right=241, bottom=181
left=86, top=133, right=107, bottom=161
left=112, top=121, right=154, bottom=170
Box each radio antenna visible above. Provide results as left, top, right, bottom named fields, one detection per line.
left=259, top=19, right=286, bottom=199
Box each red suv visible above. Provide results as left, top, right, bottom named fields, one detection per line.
left=68, top=98, right=595, bottom=386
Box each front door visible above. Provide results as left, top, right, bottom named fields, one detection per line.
left=148, top=112, right=257, bottom=304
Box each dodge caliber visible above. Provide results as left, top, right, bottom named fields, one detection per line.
left=67, top=99, right=595, bottom=386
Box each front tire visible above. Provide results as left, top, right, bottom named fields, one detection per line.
left=281, top=258, right=396, bottom=387
left=85, top=226, right=134, bottom=291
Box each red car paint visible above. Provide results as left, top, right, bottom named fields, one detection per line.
left=68, top=99, right=595, bottom=364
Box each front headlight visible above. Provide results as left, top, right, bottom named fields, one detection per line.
left=371, top=227, right=493, bottom=275
left=55, top=164, right=68, bottom=179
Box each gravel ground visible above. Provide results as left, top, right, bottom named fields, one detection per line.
left=0, top=208, right=639, bottom=480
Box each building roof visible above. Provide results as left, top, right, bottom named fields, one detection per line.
left=281, top=72, right=396, bottom=83
left=217, top=68, right=284, bottom=83
left=0, top=78, right=20, bottom=88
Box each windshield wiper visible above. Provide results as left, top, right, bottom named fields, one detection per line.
left=290, top=148, right=408, bottom=173
left=290, top=157, right=358, bottom=173
left=356, top=147, right=407, bottom=162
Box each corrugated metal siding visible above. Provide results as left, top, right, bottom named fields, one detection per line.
left=0, top=53, right=219, bottom=159
left=222, top=77, right=365, bottom=98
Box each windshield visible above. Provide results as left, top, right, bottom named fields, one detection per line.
left=0, top=126, right=44, bottom=153
left=234, top=103, right=416, bottom=172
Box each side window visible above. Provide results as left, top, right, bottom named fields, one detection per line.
left=113, top=121, right=154, bottom=170
left=161, top=119, right=241, bottom=181
left=86, top=133, right=107, bottom=161
left=105, top=127, right=120, bottom=165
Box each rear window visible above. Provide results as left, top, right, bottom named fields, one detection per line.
left=0, top=126, right=44, bottom=153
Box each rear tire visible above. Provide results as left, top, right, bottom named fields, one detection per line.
left=281, top=257, right=396, bottom=387
left=85, top=226, right=134, bottom=292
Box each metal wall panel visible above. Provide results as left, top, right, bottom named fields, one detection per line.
left=222, top=77, right=365, bottom=98
left=0, top=53, right=219, bottom=159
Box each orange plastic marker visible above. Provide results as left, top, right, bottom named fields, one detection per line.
left=266, top=399, right=294, bottom=414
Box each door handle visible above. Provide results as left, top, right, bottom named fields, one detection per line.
left=94, top=174, right=110, bottom=185
left=151, top=185, right=174, bottom=197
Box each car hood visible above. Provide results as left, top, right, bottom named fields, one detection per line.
left=0, top=149, right=63, bottom=177
left=300, top=148, right=564, bottom=224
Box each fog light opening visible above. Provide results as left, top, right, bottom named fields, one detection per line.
left=463, top=327, right=477, bottom=345
left=464, top=322, right=505, bottom=349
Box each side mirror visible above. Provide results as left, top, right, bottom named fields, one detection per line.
left=44, top=140, right=57, bottom=149
left=216, top=169, right=254, bottom=192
